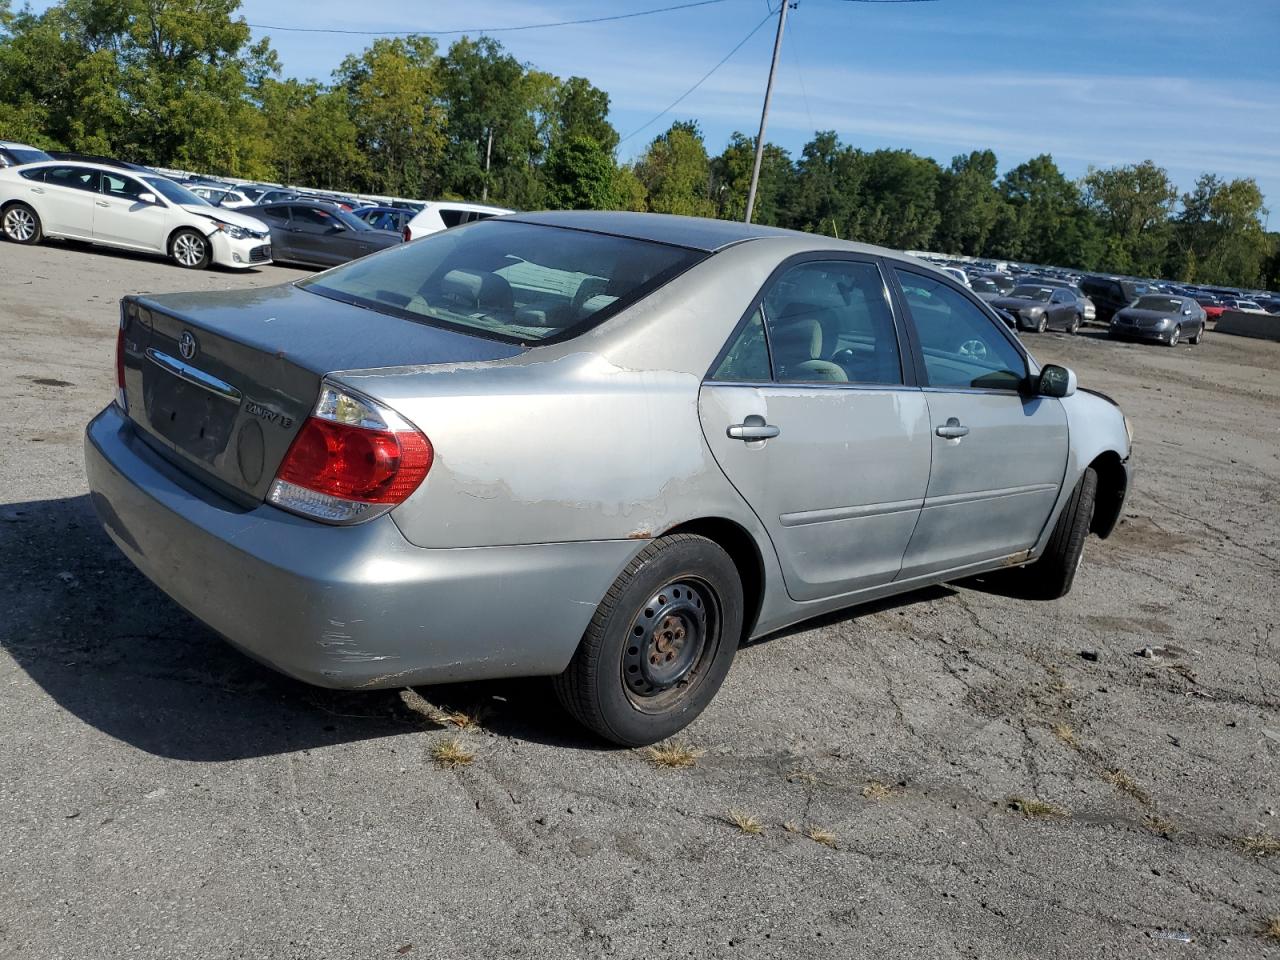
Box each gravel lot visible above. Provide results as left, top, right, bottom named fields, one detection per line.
left=2, top=239, right=1278, bottom=960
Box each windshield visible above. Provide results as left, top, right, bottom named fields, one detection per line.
left=144, top=177, right=208, bottom=206
left=970, top=278, right=998, bottom=293
left=301, top=219, right=704, bottom=343
left=1010, top=286, right=1052, bottom=302
left=1134, top=296, right=1183, bottom=312
left=8, top=147, right=51, bottom=164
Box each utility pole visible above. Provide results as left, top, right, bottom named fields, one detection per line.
left=744, top=1, right=790, bottom=224
left=482, top=128, right=494, bottom=203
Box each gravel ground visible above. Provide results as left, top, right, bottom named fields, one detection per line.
left=1, top=239, right=1278, bottom=960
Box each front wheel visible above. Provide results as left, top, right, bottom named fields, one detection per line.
left=1036, top=315, right=1048, bottom=334
left=1018, top=468, right=1097, bottom=600
left=1168, top=325, right=1181, bottom=347
left=1068, top=313, right=1081, bottom=335
left=2, top=203, right=42, bottom=244
left=554, top=534, right=743, bottom=746
left=1190, top=323, right=1205, bottom=345
left=170, top=228, right=211, bottom=269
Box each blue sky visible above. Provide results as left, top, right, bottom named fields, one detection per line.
left=31, top=0, right=1280, bottom=211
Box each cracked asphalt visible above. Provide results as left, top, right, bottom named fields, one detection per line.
left=2, top=240, right=1278, bottom=959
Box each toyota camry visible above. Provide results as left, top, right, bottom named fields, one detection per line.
left=85, top=211, right=1132, bottom=745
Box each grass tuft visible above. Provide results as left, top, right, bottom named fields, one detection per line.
left=782, top=820, right=802, bottom=834
left=1052, top=722, right=1078, bottom=748
left=724, top=809, right=764, bottom=836
left=1104, top=768, right=1152, bottom=806
left=862, top=780, right=896, bottom=801
left=643, top=741, right=704, bottom=769
left=1263, top=917, right=1280, bottom=943
left=1240, top=834, right=1280, bottom=856
left=805, top=825, right=838, bottom=848
left=1144, top=815, right=1177, bottom=835
left=1006, top=795, right=1070, bottom=819
left=430, top=736, right=476, bottom=769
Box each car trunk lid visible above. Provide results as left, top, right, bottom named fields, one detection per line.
left=120, top=282, right=525, bottom=503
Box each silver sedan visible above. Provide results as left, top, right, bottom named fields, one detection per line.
left=85, top=211, right=1133, bottom=745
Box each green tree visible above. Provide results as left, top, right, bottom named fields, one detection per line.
left=336, top=35, right=447, bottom=197
left=935, top=150, right=1001, bottom=256
left=1169, top=174, right=1270, bottom=286
left=1083, top=160, right=1177, bottom=276
left=544, top=135, right=618, bottom=210
left=634, top=121, right=714, bottom=217
left=856, top=148, right=942, bottom=249
left=996, top=154, right=1091, bottom=266
left=553, top=75, right=618, bottom=154
left=783, top=130, right=864, bottom=238
left=710, top=132, right=792, bottom=224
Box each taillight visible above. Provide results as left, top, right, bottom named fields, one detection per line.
left=403, top=225, right=411, bottom=242
left=116, top=302, right=130, bottom=411
left=267, top=384, right=433, bottom=524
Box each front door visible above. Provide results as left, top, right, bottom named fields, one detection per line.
left=890, top=268, right=1069, bottom=578
left=93, top=171, right=170, bottom=250
left=287, top=205, right=346, bottom=266
left=699, top=256, right=932, bottom=602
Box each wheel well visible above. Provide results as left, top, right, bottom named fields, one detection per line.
left=167, top=224, right=210, bottom=252
left=1088, top=451, right=1126, bottom=539
left=661, top=517, right=765, bottom=642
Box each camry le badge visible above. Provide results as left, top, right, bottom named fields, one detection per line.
left=178, top=330, right=198, bottom=361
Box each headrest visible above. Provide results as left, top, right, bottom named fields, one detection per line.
left=771, top=317, right=822, bottom=360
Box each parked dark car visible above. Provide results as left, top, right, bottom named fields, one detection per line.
left=1257, top=297, right=1280, bottom=315
left=968, top=276, right=1004, bottom=302
left=0, top=140, right=53, bottom=168
left=354, top=205, right=413, bottom=234
left=1080, top=276, right=1149, bottom=323
left=255, top=189, right=302, bottom=206
left=253, top=200, right=402, bottom=267
left=1110, top=295, right=1205, bottom=346
left=990, top=285, right=1083, bottom=333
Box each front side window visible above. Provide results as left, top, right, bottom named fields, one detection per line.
left=102, top=172, right=148, bottom=202
left=895, top=269, right=1026, bottom=391
left=301, top=219, right=703, bottom=343
left=760, top=259, right=903, bottom=385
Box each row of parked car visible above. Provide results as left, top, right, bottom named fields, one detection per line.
left=0, top=139, right=513, bottom=270
left=924, top=256, right=1279, bottom=349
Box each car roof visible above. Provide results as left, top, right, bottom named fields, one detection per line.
left=505, top=210, right=898, bottom=254
left=10, top=160, right=162, bottom=176
left=0, top=140, right=43, bottom=149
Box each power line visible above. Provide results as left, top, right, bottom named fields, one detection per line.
left=618, top=8, right=777, bottom=145
left=237, top=0, right=732, bottom=37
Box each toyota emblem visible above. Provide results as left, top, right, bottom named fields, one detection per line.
left=178, top=330, right=198, bottom=361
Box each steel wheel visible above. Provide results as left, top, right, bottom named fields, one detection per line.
left=622, top=579, right=714, bottom=708
left=3, top=204, right=41, bottom=244
left=171, top=230, right=210, bottom=269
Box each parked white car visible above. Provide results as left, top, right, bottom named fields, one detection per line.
left=940, top=266, right=971, bottom=288
left=403, top=200, right=513, bottom=241
left=186, top=185, right=256, bottom=210
left=0, top=161, right=272, bottom=269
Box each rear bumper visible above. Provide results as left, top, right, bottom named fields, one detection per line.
left=85, top=404, right=636, bottom=689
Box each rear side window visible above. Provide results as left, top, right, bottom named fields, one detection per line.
left=894, top=269, right=1026, bottom=391
left=43, top=166, right=99, bottom=192
left=439, top=208, right=466, bottom=228
left=302, top=219, right=704, bottom=343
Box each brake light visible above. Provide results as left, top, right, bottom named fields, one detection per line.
left=116, top=303, right=130, bottom=411
left=268, top=384, right=432, bottom=524
left=403, top=225, right=412, bottom=242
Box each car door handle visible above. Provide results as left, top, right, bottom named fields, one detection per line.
left=95, top=200, right=109, bottom=207
left=727, top=415, right=780, bottom=441
left=936, top=417, right=970, bottom=439
left=30, top=187, right=44, bottom=194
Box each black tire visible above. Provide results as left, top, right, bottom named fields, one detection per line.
left=1020, top=467, right=1096, bottom=600
left=2, top=202, right=42, bottom=244
left=554, top=534, right=743, bottom=746
left=1036, top=315, right=1048, bottom=334
left=1167, top=325, right=1181, bottom=347
left=1068, top=313, right=1081, bottom=335
left=1190, top=323, right=1205, bottom=345
left=170, top=228, right=211, bottom=269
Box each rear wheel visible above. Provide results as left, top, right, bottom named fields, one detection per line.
left=1068, top=313, right=1081, bottom=335
left=170, top=228, right=210, bottom=269
left=1018, top=468, right=1096, bottom=600
left=1168, top=325, right=1181, bottom=347
left=554, top=534, right=743, bottom=746
left=2, top=203, right=42, bottom=244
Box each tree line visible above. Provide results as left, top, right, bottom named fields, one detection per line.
left=1, top=0, right=1275, bottom=287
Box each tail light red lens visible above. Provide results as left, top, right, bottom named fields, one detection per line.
left=115, top=306, right=128, bottom=411
left=268, top=384, right=432, bottom=524
left=403, top=226, right=412, bottom=242
left=277, top=417, right=432, bottom=504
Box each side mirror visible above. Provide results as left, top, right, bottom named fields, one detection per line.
left=1038, top=364, right=1077, bottom=398
left=328, top=221, right=346, bottom=232
left=138, top=192, right=157, bottom=205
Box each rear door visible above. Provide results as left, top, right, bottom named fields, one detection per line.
left=699, top=255, right=932, bottom=602
left=890, top=267, right=1068, bottom=578
left=35, top=165, right=100, bottom=239
left=93, top=171, right=171, bottom=250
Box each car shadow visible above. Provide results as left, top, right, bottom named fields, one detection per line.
left=746, top=583, right=955, bottom=646
left=37, top=237, right=276, bottom=275
left=1, top=494, right=599, bottom=761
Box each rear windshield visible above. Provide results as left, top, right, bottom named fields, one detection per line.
left=301, top=219, right=705, bottom=343
left=1010, top=286, right=1052, bottom=301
